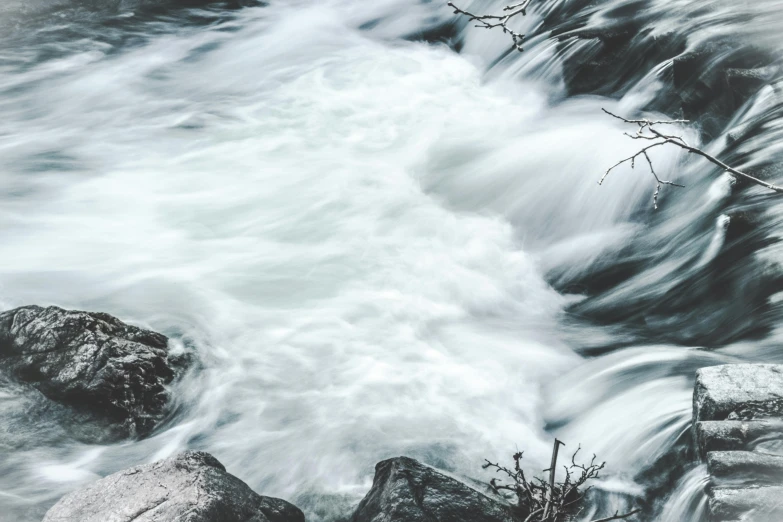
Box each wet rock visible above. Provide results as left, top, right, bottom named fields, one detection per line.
left=696, top=420, right=783, bottom=460
left=350, top=456, right=514, bottom=522
left=725, top=66, right=780, bottom=104
left=403, top=21, right=460, bottom=49
left=554, top=0, right=686, bottom=99
left=746, top=164, right=783, bottom=187
left=708, top=486, right=783, bottom=522
left=669, top=41, right=777, bottom=138
left=693, top=364, right=783, bottom=424
left=693, top=365, right=783, bottom=520
left=723, top=212, right=756, bottom=244
left=559, top=28, right=685, bottom=97
left=671, top=42, right=735, bottom=92
left=0, top=305, right=175, bottom=440
left=725, top=121, right=755, bottom=146
left=42, top=451, right=304, bottom=522
left=707, top=451, right=783, bottom=486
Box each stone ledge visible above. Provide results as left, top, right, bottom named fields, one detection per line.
left=707, top=451, right=783, bottom=486
left=694, top=364, right=783, bottom=423
left=696, top=420, right=783, bottom=460
left=708, top=485, right=783, bottom=521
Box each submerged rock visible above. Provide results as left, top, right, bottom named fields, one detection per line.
left=558, top=25, right=685, bottom=98
left=350, top=456, right=514, bottom=522
left=669, top=41, right=777, bottom=139
left=43, top=451, right=305, bottom=522
left=0, top=305, right=175, bottom=440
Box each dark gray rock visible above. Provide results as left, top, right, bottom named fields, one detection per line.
left=42, top=451, right=305, bottom=522
left=557, top=26, right=685, bottom=98
left=708, top=486, right=783, bottom=522
left=725, top=66, right=780, bottom=102
left=693, top=364, right=783, bottom=424
left=696, top=420, right=783, bottom=460
left=350, top=457, right=514, bottom=522
left=669, top=41, right=777, bottom=139
left=707, top=451, right=783, bottom=486
left=0, top=305, right=175, bottom=439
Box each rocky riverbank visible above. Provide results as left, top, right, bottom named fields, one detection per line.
left=35, top=361, right=783, bottom=522
left=1, top=305, right=522, bottom=522
left=7, top=306, right=783, bottom=522
left=693, top=364, right=783, bottom=521
left=42, top=452, right=519, bottom=522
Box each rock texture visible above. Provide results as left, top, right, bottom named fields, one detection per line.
left=43, top=451, right=304, bottom=522
left=350, top=456, right=514, bottom=522
left=696, top=420, right=783, bottom=460
left=707, top=451, right=783, bottom=486
left=694, top=364, right=783, bottom=423
left=0, top=305, right=175, bottom=439
left=693, top=364, right=783, bottom=521
left=708, top=486, right=783, bottom=522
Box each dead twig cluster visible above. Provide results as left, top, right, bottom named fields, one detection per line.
left=601, top=108, right=783, bottom=209
left=447, top=1, right=534, bottom=51
left=484, top=439, right=639, bottom=522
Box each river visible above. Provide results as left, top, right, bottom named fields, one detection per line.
left=1, top=0, right=782, bottom=520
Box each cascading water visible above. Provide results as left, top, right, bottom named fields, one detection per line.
left=658, top=466, right=710, bottom=522
left=1, top=0, right=782, bottom=520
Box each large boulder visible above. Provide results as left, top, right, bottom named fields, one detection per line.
left=350, top=457, right=514, bottom=522
left=43, top=451, right=305, bottom=522
left=693, top=364, right=783, bottom=424
left=0, top=305, right=176, bottom=440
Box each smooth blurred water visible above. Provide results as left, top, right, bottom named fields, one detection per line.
left=1, top=0, right=783, bottom=520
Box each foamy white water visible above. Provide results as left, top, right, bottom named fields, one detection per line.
left=3, top=0, right=783, bottom=520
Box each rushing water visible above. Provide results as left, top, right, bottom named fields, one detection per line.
left=1, top=0, right=783, bottom=520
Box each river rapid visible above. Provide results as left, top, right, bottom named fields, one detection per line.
left=1, top=0, right=782, bottom=520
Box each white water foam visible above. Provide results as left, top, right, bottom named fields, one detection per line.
left=2, top=0, right=778, bottom=520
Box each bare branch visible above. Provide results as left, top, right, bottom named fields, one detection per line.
left=602, top=109, right=689, bottom=127
left=447, top=1, right=534, bottom=51
left=601, top=108, right=783, bottom=209
left=590, top=509, right=642, bottom=522
left=522, top=507, right=544, bottom=522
